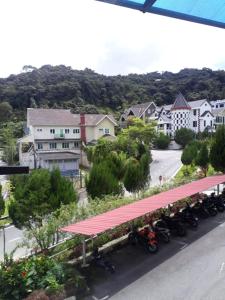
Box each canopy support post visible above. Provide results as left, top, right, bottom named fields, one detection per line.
left=217, top=184, right=220, bottom=195
left=81, top=239, right=88, bottom=267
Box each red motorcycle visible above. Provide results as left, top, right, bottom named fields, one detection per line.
left=128, top=226, right=158, bottom=253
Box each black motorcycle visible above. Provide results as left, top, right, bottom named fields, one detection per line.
left=210, top=194, right=225, bottom=212
left=92, top=249, right=115, bottom=274
left=153, top=222, right=171, bottom=243
left=202, top=197, right=218, bottom=216
left=175, top=207, right=198, bottom=229
left=190, top=201, right=210, bottom=218
left=158, top=214, right=186, bottom=237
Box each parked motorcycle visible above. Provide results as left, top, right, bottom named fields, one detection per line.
left=128, top=226, right=158, bottom=253
left=202, top=196, right=218, bottom=216
left=92, top=248, right=115, bottom=274
left=174, top=207, right=198, bottom=229
left=209, top=193, right=225, bottom=212
left=153, top=222, right=171, bottom=243
left=190, top=200, right=211, bottom=218
left=158, top=213, right=186, bottom=237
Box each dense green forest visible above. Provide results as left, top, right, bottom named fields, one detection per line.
left=1, top=65, right=225, bottom=120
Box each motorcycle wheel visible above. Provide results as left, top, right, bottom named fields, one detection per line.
left=189, top=219, right=198, bottom=228
left=177, top=226, right=186, bottom=237
left=217, top=205, right=225, bottom=212
left=128, top=233, right=137, bottom=245
left=162, top=233, right=170, bottom=243
left=209, top=208, right=217, bottom=217
left=147, top=243, right=158, bottom=253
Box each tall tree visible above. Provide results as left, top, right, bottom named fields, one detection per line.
left=195, top=143, right=209, bottom=176
left=210, top=125, right=225, bottom=173
left=86, top=162, right=121, bottom=199
left=123, top=158, right=142, bottom=193
left=0, top=102, right=12, bottom=123
left=8, top=169, right=77, bottom=229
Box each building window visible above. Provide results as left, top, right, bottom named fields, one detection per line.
left=49, top=143, right=57, bottom=149
left=73, top=129, right=80, bottom=134
left=65, top=129, right=70, bottom=134
left=50, top=129, right=55, bottom=134
left=193, top=121, right=197, bottom=127
left=37, top=128, right=42, bottom=132
left=180, top=119, right=183, bottom=124
left=210, top=120, right=213, bottom=127
left=104, top=128, right=110, bottom=134
left=74, top=141, right=79, bottom=148
left=62, top=142, right=69, bottom=149
left=99, top=128, right=103, bottom=132
left=220, top=104, right=224, bottom=108
left=204, top=120, right=206, bottom=127
left=193, top=110, right=196, bottom=116
left=37, top=143, right=43, bottom=150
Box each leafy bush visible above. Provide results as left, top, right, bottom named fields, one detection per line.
left=174, top=128, right=195, bottom=147
left=155, top=133, right=170, bottom=149
left=0, top=255, right=72, bottom=300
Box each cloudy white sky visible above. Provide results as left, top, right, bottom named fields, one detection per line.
left=1, top=0, right=225, bottom=78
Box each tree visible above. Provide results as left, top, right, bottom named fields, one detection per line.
left=181, top=143, right=198, bottom=166
left=86, top=162, right=122, bottom=199
left=0, top=102, right=12, bottom=123
left=123, top=158, right=142, bottom=193
left=0, top=184, right=5, bottom=217
left=155, top=133, right=170, bottom=149
left=195, top=143, right=209, bottom=176
left=1, top=125, right=17, bottom=165
left=174, top=128, right=195, bottom=147
left=8, top=169, right=77, bottom=229
left=210, top=125, right=225, bottom=173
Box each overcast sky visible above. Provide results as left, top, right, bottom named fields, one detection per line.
left=1, top=0, right=225, bottom=78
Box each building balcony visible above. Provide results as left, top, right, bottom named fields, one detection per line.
left=54, top=133, right=65, bottom=139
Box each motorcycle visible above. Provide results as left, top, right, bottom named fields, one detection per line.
left=202, top=196, right=218, bottom=216
left=92, top=248, right=115, bottom=274
left=153, top=222, right=171, bottom=243
left=128, top=226, right=158, bottom=253
left=190, top=200, right=210, bottom=218
left=174, top=207, right=198, bottom=229
left=209, top=193, right=225, bottom=212
left=158, top=213, right=186, bottom=237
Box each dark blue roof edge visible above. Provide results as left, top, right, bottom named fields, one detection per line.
left=96, top=0, right=225, bottom=30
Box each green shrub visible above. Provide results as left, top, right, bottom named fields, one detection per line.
left=174, top=128, right=195, bottom=147
left=155, top=133, right=170, bottom=149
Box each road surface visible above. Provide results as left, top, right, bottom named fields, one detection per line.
left=150, top=150, right=182, bottom=187
left=85, top=213, right=225, bottom=300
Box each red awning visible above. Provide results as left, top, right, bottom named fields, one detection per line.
left=61, top=175, right=225, bottom=236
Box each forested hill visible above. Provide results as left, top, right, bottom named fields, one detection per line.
left=1, top=65, right=225, bottom=120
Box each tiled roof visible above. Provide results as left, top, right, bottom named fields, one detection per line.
left=27, top=109, right=117, bottom=127
left=212, top=108, right=225, bottom=117
left=171, top=93, right=191, bottom=110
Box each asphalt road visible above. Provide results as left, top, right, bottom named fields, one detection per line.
left=150, top=150, right=182, bottom=187
left=85, top=212, right=225, bottom=300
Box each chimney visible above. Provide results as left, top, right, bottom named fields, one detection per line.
left=80, top=113, right=86, bottom=144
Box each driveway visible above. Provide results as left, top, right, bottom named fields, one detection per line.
left=150, top=150, right=182, bottom=187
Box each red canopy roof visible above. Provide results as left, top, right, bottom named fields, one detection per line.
left=61, top=175, right=225, bottom=236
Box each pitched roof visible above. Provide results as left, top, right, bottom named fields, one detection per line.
left=126, top=102, right=155, bottom=118
left=27, top=108, right=78, bottom=126
left=77, top=114, right=117, bottom=126
left=27, top=109, right=117, bottom=127
left=212, top=108, right=225, bottom=117
left=189, top=99, right=208, bottom=109
left=171, top=93, right=191, bottom=110
left=200, top=111, right=214, bottom=117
